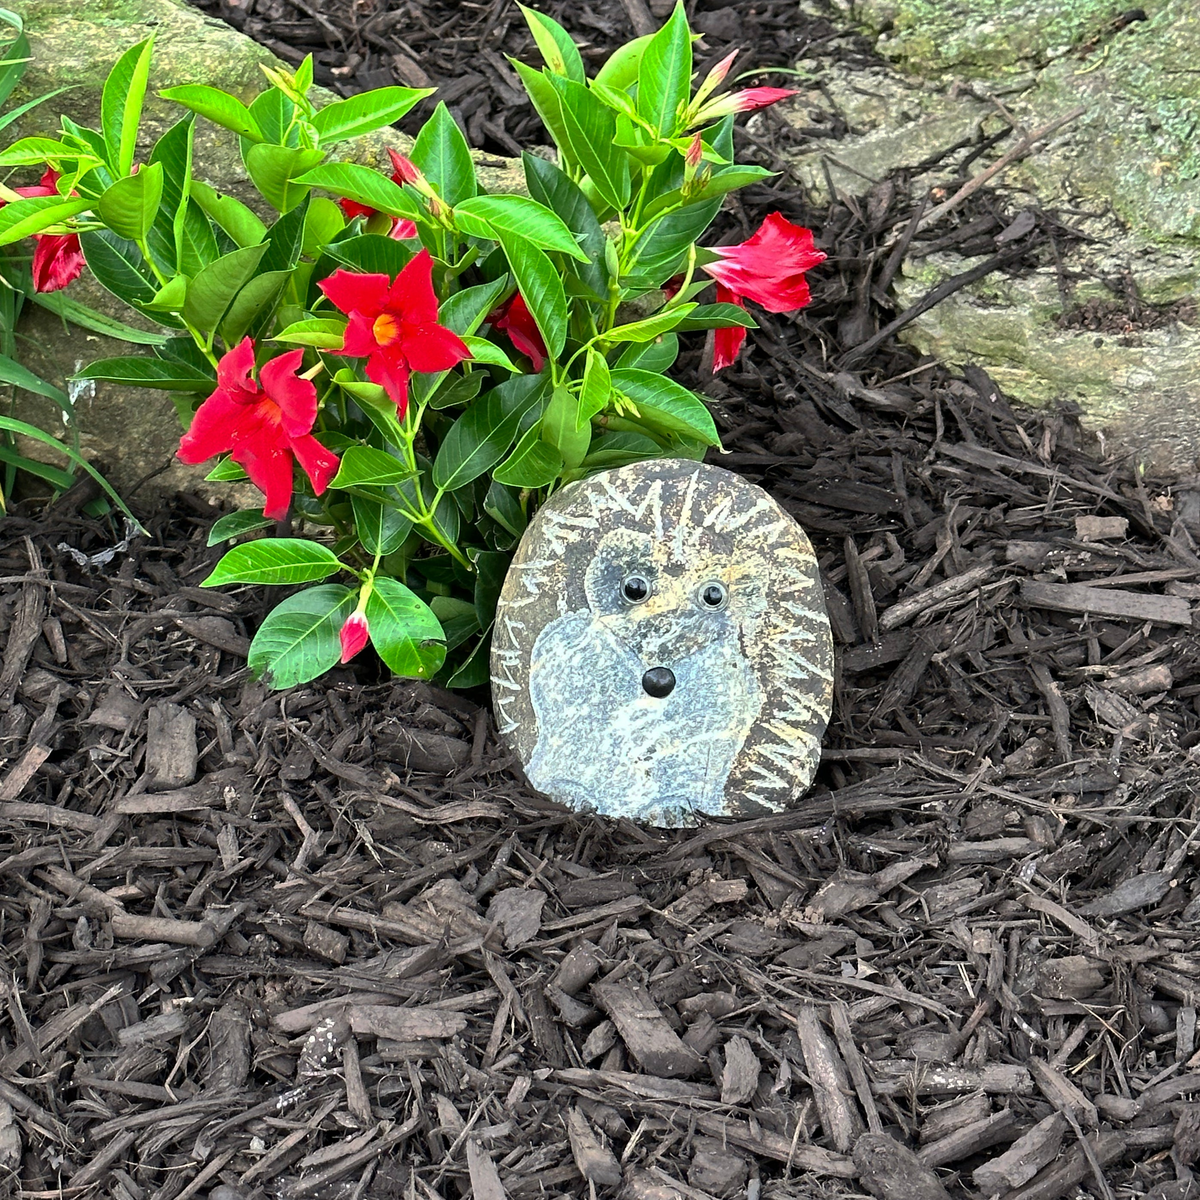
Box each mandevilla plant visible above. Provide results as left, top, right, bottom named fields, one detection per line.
left=0, top=2, right=825, bottom=688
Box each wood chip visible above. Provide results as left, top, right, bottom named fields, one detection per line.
left=590, top=980, right=704, bottom=1078
left=1020, top=580, right=1193, bottom=626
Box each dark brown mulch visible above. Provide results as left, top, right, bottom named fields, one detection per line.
left=3, top=2, right=1200, bottom=1198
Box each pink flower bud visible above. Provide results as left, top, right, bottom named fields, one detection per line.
left=700, top=50, right=738, bottom=94
left=684, top=133, right=703, bottom=170
left=339, top=612, right=370, bottom=663
left=386, top=148, right=423, bottom=186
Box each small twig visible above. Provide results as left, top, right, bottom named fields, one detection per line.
left=619, top=0, right=656, bottom=36
left=915, top=105, right=1087, bottom=233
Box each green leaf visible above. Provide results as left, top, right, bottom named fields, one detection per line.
left=460, top=336, right=516, bottom=372
left=96, top=162, right=163, bottom=241
left=0, top=136, right=101, bottom=167
left=219, top=269, right=291, bottom=344
left=472, top=548, right=509, bottom=628
left=578, top=347, right=611, bottom=422
left=325, top=232, right=412, bottom=277
left=493, top=422, right=562, bottom=489
left=273, top=317, right=347, bottom=348
left=446, top=630, right=492, bottom=688
left=580, top=429, right=662, bottom=471
left=205, top=456, right=247, bottom=481
left=614, top=332, right=678, bottom=372
left=295, top=163, right=422, bottom=221
left=365, top=576, right=445, bottom=678
left=509, top=60, right=573, bottom=158
left=148, top=115, right=199, bottom=275
left=610, top=367, right=719, bottom=445
left=432, top=371, right=550, bottom=491
left=410, top=101, right=476, bottom=207
left=593, top=33, right=653, bottom=90
left=331, top=445, right=414, bottom=488
left=302, top=197, right=345, bottom=256
left=74, top=354, right=214, bottom=391
left=101, top=36, right=155, bottom=175
left=249, top=87, right=298, bottom=146
left=184, top=243, right=268, bottom=334
left=642, top=166, right=774, bottom=223
left=600, top=302, right=696, bottom=346
left=0, top=8, right=28, bottom=111
left=160, top=85, right=263, bottom=140
left=484, top=480, right=527, bottom=538
left=493, top=229, right=566, bottom=360
left=637, top=2, right=691, bottom=137
left=352, top=492, right=412, bottom=556
left=453, top=193, right=587, bottom=262
left=244, top=143, right=324, bottom=213
left=311, top=86, right=434, bottom=144
left=517, top=5, right=585, bottom=82
left=548, top=76, right=630, bottom=210
left=541, top=384, right=589, bottom=470
left=207, top=509, right=272, bottom=545
left=258, top=197, right=309, bottom=274
left=29, top=289, right=166, bottom=344
left=439, top=276, right=510, bottom=336
left=80, top=228, right=159, bottom=308
left=627, top=199, right=720, bottom=281
left=0, top=351, right=69, bottom=407
left=427, top=369, right=485, bottom=411
left=248, top=584, right=356, bottom=689
left=0, top=195, right=90, bottom=247
left=145, top=274, right=189, bottom=313
left=189, top=180, right=267, bottom=248
left=674, top=302, right=758, bottom=331
left=522, top=153, right=607, bottom=301
left=202, top=538, right=343, bottom=587
left=0, top=415, right=140, bottom=527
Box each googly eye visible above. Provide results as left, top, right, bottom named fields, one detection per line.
left=622, top=575, right=651, bottom=603
left=698, top=582, right=728, bottom=610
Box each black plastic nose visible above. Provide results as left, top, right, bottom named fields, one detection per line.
left=641, top=667, right=676, bottom=698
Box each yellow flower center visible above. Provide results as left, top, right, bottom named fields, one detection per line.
left=372, top=312, right=401, bottom=346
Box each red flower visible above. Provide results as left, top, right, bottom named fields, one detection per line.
left=177, top=338, right=340, bottom=521
left=339, top=612, right=370, bottom=662
left=2, top=168, right=84, bottom=293
left=487, top=292, right=547, bottom=373
left=317, top=248, right=471, bottom=417
left=690, top=86, right=797, bottom=126
left=337, top=149, right=419, bottom=239
left=700, top=213, right=825, bottom=371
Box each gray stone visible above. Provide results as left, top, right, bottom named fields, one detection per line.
left=8, top=0, right=523, bottom=497
left=490, top=459, right=833, bottom=825
left=776, top=0, right=1200, bottom=471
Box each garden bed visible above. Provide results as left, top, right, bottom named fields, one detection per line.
left=1, top=1, right=1198, bottom=1197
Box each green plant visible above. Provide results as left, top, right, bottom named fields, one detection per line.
left=0, top=3, right=823, bottom=686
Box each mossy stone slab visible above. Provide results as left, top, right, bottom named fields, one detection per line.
left=491, top=459, right=834, bottom=826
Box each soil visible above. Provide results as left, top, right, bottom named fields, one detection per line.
left=2, top=2, right=1200, bottom=1198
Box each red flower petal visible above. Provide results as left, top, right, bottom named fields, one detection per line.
left=364, top=349, right=412, bottom=417
left=319, top=269, right=392, bottom=319
left=732, top=87, right=799, bottom=112
left=233, top=427, right=295, bottom=521
left=489, top=293, right=547, bottom=372
left=389, top=218, right=418, bottom=240
left=339, top=611, right=370, bottom=662
left=702, top=213, right=825, bottom=313
left=290, top=433, right=340, bottom=496
left=259, top=349, right=317, bottom=438
left=339, top=197, right=376, bottom=220
left=337, top=311, right=382, bottom=360
left=177, top=390, right=244, bottom=464
left=386, top=148, right=421, bottom=186
left=30, top=233, right=85, bottom=292
left=711, top=285, right=747, bottom=372
left=401, top=321, right=471, bottom=374
left=386, top=248, right=439, bottom=326
left=217, top=337, right=258, bottom=397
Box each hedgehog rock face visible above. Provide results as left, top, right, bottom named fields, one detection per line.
left=491, top=459, right=834, bottom=825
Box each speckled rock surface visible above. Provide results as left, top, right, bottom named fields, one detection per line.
left=490, top=459, right=834, bottom=826
left=776, top=0, right=1200, bottom=472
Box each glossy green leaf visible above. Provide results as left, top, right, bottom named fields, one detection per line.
left=295, top=163, right=422, bottom=220
left=517, top=4, right=584, bottom=81
left=614, top=332, right=678, bottom=372
left=145, top=274, right=189, bottom=313
left=29, top=288, right=166, bottom=344
left=0, top=351, right=69, bottom=408
left=311, top=86, right=434, bottom=144
left=446, top=630, right=491, bottom=688
left=0, top=194, right=90, bottom=247
left=627, top=199, right=720, bottom=281
left=207, top=509, right=272, bottom=545
left=302, top=197, right=345, bottom=256
left=202, top=538, right=343, bottom=587
left=410, top=101, right=476, bottom=207
left=248, top=87, right=298, bottom=146
left=541, top=384, right=589, bottom=470
left=432, top=371, right=549, bottom=491
left=460, top=336, right=516, bottom=372
left=472, top=548, right=508, bottom=628
left=643, top=166, right=774, bottom=222
left=160, top=85, right=263, bottom=140
left=97, top=162, right=163, bottom=241
left=190, top=180, right=267, bottom=248
left=248, top=584, right=356, bottom=689
left=244, top=143, right=324, bottom=213
left=219, top=269, right=291, bottom=344
left=673, top=302, right=758, bottom=331
left=331, top=445, right=414, bottom=488
left=352, top=491, right=412, bottom=556
left=205, top=456, right=248, bottom=482
left=522, top=153, right=607, bottom=301
left=453, top=193, right=587, bottom=262
left=426, top=368, right=485, bottom=411
left=325, top=232, right=412, bottom=277
left=74, top=353, right=214, bottom=391
left=600, top=302, right=696, bottom=346
left=365, top=576, right=445, bottom=678
left=509, top=60, right=573, bottom=159
left=593, top=33, right=653, bottom=90
left=483, top=479, right=527, bottom=538
left=578, top=347, right=611, bottom=422
left=0, top=136, right=99, bottom=166
left=183, top=243, right=268, bottom=334
left=492, top=229, right=566, bottom=360
left=101, top=36, right=155, bottom=175
left=493, top=421, right=562, bottom=488
left=579, top=429, right=662, bottom=472
left=548, top=75, right=630, bottom=210
left=637, top=2, right=691, bottom=137
left=273, top=317, right=347, bottom=348
left=610, top=367, right=719, bottom=445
